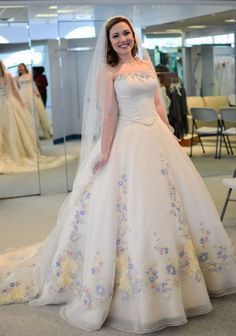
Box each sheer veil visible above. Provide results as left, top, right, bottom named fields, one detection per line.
left=75, top=16, right=168, bottom=181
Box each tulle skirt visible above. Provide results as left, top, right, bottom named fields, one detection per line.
left=1, top=115, right=236, bottom=333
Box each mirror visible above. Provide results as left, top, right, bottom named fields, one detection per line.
left=0, top=6, right=40, bottom=198
left=27, top=9, right=69, bottom=194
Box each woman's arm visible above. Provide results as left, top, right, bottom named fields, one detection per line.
left=93, top=69, right=119, bottom=172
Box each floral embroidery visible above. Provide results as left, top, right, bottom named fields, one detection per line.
left=75, top=252, right=111, bottom=310
left=0, top=245, right=38, bottom=304
left=160, top=155, right=202, bottom=282
left=160, top=156, right=190, bottom=240
left=114, top=174, right=142, bottom=300
left=45, top=183, right=92, bottom=295
left=197, top=222, right=236, bottom=273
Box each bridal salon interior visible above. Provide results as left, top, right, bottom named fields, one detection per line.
left=0, top=0, right=235, bottom=335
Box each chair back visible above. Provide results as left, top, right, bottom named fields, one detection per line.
left=187, top=96, right=205, bottom=113
left=203, top=96, right=229, bottom=110
left=190, top=107, right=218, bottom=122
left=219, top=108, right=236, bottom=124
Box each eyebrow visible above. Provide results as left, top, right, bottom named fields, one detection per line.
left=111, top=28, right=131, bottom=36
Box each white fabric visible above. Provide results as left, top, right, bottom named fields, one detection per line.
left=17, top=74, right=52, bottom=139
left=0, top=72, right=38, bottom=173
left=0, top=71, right=75, bottom=174
left=1, top=67, right=236, bottom=333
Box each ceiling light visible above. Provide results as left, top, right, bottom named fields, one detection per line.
left=36, top=14, right=57, bottom=18
left=188, top=25, right=207, bottom=29
left=166, top=29, right=182, bottom=33
left=49, top=6, right=58, bottom=9
left=57, top=9, right=75, bottom=14
left=225, top=19, right=235, bottom=23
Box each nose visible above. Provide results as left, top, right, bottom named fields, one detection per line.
left=119, top=34, right=127, bottom=42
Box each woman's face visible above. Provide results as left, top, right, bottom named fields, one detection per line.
left=18, top=64, right=26, bottom=75
left=109, top=21, right=135, bottom=58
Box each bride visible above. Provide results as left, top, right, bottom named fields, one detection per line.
left=0, top=60, right=38, bottom=173
left=0, top=16, right=236, bottom=333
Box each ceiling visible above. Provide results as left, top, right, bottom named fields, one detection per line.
left=0, top=2, right=235, bottom=41
left=143, top=9, right=236, bottom=36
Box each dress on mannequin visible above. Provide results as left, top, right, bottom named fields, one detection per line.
left=0, top=17, right=236, bottom=334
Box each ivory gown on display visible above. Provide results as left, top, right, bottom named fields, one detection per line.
left=0, top=66, right=236, bottom=333
left=17, top=74, right=52, bottom=139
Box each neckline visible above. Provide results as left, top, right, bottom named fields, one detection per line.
left=114, top=71, right=156, bottom=81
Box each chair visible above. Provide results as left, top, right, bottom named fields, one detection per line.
left=228, top=94, right=236, bottom=106
left=203, top=96, right=230, bottom=110
left=219, top=108, right=236, bottom=157
left=220, top=168, right=236, bottom=221
left=190, top=107, right=222, bottom=158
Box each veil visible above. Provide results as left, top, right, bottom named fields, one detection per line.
left=75, top=16, right=169, bottom=180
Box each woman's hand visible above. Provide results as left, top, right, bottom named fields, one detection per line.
left=93, top=153, right=109, bottom=173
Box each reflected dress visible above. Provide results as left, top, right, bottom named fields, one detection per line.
left=0, top=65, right=236, bottom=333
left=0, top=73, right=37, bottom=173
left=17, top=74, right=52, bottom=139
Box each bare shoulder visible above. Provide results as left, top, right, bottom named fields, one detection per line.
left=141, top=59, right=154, bottom=71
left=106, top=64, right=121, bottom=80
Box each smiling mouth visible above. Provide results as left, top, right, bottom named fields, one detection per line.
left=119, top=42, right=130, bottom=48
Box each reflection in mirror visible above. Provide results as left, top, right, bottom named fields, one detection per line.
left=0, top=6, right=41, bottom=198
left=58, top=19, right=96, bottom=191
left=27, top=8, right=74, bottom=194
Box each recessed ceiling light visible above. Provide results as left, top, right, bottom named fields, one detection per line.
left=166, top=29, right=182, bottom=33
left=225, top=19, right=235, bottom=23
left=36, top=14, right=57, bottom=18
left=188, top=25, right=207, bottom=29
left=57, top=9, right=75, bottom=14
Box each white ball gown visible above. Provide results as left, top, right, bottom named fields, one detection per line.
left=0, top=65, right=236, bottom=333
left=0, top=73, right=70, bottom=174
left=17, top=74, right=52, bottom=139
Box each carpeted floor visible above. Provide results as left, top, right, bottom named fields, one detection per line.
left=0, top=141, right=235, bottom=336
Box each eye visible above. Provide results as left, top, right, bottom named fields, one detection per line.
left=112, top=33, right=119, bottom=39
left=124, top=30, right=131, bottom=36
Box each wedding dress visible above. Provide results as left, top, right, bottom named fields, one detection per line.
left=0, top=73, right=38, bottom=173
left=1, top=64, right=236, bottom=333
left=17, top=74, right=52, bottom=139
left=0, top=73, right=74, bottom=174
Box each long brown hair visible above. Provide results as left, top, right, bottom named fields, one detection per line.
left=0, top=60, right=6, bottom=77
left=106, top=17, right=138, bottom=67
left=18, top=63, right=29, bottom=76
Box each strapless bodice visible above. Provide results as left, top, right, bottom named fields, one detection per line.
left=114, top=72, right=158, bottom=124
left=18, top=77, right=32, bottom=87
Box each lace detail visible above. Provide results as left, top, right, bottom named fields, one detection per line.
left=115, top=72, right=156, bottom=82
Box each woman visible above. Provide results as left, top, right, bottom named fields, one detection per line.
left=17, top=63, right=52, bottom=139
left=0, top=60, right=37, bottom=173
left=0, top=16, right=236, bottom=333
